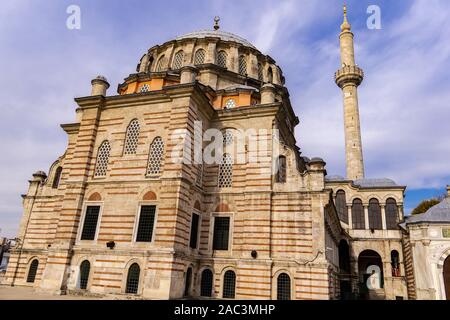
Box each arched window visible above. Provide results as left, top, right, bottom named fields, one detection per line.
left=368, top=198, right=382, bottom=230
left=94, top=141, right=111, bottom=177
left=268, top=67, right=273, bottom=83
left=200, top=269, right=213, bottom=297
left=385, top=198, right=399, bottom=230
left=79, top=260, right=90, bottom=289
left=194, top=49, right=206, bottom=65
left=147, top=137, right=164, bottom=176
left=238, top=55, right=247, bottom=75
left=26, top=259, right=39, bottom=283
left=222, top=270, right=236, bottom=299
left=123, top=119, right=140, bottom=155
left=336, top=190, right=348, bottom=223
left=391, top=250, right=400, bottom=277
left=172, top=50, right=184, bottom=70
left=52, top=166, right=62, bottom=189
left=222, top=130, right=234, bottom=146
left=217, top=50, right=227, bottom=68
left=277, top=273, right=291, bottom=300
left=224, top=98, right=236, bottom=109
left=352, top=198, right=365, bottom=230
left=155, top=55, right=167, bottom=72
left=257, top=63, right=264, bottom=81
left=276, top=155, right=286, bottom=183
left=184, top=267, right=192, bottom=297
left=218, top=153, right=233, bottom=188
left=125, top=263, right=140, bottom=294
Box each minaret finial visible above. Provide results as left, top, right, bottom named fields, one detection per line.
left=341, top=4, right=351, bottom=31
left=214, top=16, right=220, bottom=30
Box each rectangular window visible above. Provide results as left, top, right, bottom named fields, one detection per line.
left=80, top=206, right=101, bottom=240
left=189, top=213, right=200, bottom=249
left=136, top=205, right=156, bottom=242
left=213, top=217, right=230, bottom=250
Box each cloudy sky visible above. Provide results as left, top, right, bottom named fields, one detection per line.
left=1, top=0, right=449, bottom=237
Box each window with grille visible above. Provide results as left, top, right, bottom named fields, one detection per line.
left=126, top=263, right=140, bottom=294
left=223, top=130, right=233, bottom=146
left=79, top=260, right=90, bottom=289
left=368, top=198, right=382, bottom=230
left=52, top=166, right=62, bottom=189
left=80, top=206, right=100, bottom=240
left=352, top=199, right=365, bottom=230
left=222, top=270, right=236, bottom=298
left=184, top=267, right=192, bottom=297
left=257, top=63, right=264, bottom=81
left=172, top=50, right=184, bottom=70
left=200, top=269, right=213, bottom=297
left=385, top=198, right=399, bottom=230
left=336, top=190, right=348, bottom=223
left=26, top=259, right=39, bottom=283
left=123, top=119, right=140, bottom=155
left=218, top=153, right=233, bottom=188
left=147, top=137, right=164, bottom=176
left=276, top=156, right=286, bottom=183
left=155, top=55, right=167, bottom=72
left=140, top=83, right=150, bottom=93
left=224, top=99, right=236, bottom=109
left=217, top=50, right=227, bottom=68
left=194, top=49, right=206, bottom=65
left=238, top=55, right=247, bottom=75
left=135, top=205, right=156, bottom=242
left=94, top=141, right=111, bottom=177
left=189, top=213, right=200, bottom=249
left=213, top=216, right=230, bottom=250
left=277, top=273, right=291, bottom=300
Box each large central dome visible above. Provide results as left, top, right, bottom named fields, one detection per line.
left=175, top=30, right=256, bottom=49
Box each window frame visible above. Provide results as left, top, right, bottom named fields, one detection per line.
left=351, top=198, right=365, bottom=230
left=77, top=201, right=104, bottom=244
left=368, top=198, right=383, bottom=230
left=132, top=201, right=158, bottom=245
left=146, top=136, right=165, bottom=177
left=200, top=268, right=214, bottom=297
left=123, top=119, right=140, bottom=156
left=124, top=262, right=142, bottom=295
left=210, top=213, right=234, bottom=256
left=78, top=259, right=91, bottom=290
left=93, top=140, right=111, bottom=178
left=221, top=269, right=236, bottom=299
left=26, top=259, right=39, bottom=283
left=189, top=211, right=201, bottom=250
left=52, top=166, right=63, bottom=189
left=276, top=272, right=292, bottom=300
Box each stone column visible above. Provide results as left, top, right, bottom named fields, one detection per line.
left=364, top=205, right=369, bottom=230
left=229, top=46, right=239, bottom=73
left=347, top=205, right=352, bottom=228
left=205, top=41, right=217, bottom=64
left=260, top=83, right=276, bottom=104
left=91, top=76, right=110, bottom=96
left=381, top=205, right=387, bottom=230
left=180, top=65, right=198, bottom=84
left=248, top=53, right=259, bottom=79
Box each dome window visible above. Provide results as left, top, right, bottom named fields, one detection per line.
left=194, top=49, right=206, bottom=65
left=172, top=50, right=184, bottom=70
left=224, top=99, right=236, bottom=110
left=238, top=55, right=247, bottom=76
left=155, top=55, right=167, bottom=72
left=217, top=50, right=227, bottom=69
left=257, top=63, right=264, bottom=81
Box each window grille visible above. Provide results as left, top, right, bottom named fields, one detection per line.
left=257, top=63, right=264, bottom=81
left=224, top=99, right=236, bottom=110
left=352, top=199, right=365, bottom=230
left=276, top=156, right=286, bottom=183
left=140, top=84, right=150, bottom=93
left=213, top=217, right=230, bottom=250
left=123, top=119, right=140, bottom=155
left=217, top=50, right=227, bottom=68
left=136, top=205, right=156, bottom=242
left=368, top=198, right=382, bottom=230
left=172, top=50, right=184, bottom=70
left=80, top=206, right=100, bottom=240
left=238, top=55, right=247, bottom=75
left=147, top=137, right=164, bottom=176
left=94, top=141, right=111, bottom=177
left=277, top=273, right=291, bottom=300
left=218, top=153, right=233, bottom=188
left=194, top=49, right=206, bottom=65
left=200, top=269, right=213, bottom=297
left=26, top=259, right=39, bottom=283
left=79, top=260, right=90, bottom=289
left=223, top=130, right=233, bottom=146
left=52, top=166, right=62, bottom=189
left=126, top=263, right=140, bottom=294
left=155, top=55, right=167, bottom=72
left=189, top=213, right=200, bottom=249
left=222, top=270, right=236, bottom=298
left=385, top=198, right=399, bottom=230
left=336, top=190, right=348, bottom=223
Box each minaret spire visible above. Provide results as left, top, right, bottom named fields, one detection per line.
left=335, top=5, right=365, bottom=180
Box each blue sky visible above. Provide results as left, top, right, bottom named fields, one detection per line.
left=0, top=0, right=449, bottom=237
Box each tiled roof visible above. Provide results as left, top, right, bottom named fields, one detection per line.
left=406, top=198, right=450, bottom=224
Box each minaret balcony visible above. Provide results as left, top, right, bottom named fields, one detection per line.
left=335, top=65, right=364, bottom=88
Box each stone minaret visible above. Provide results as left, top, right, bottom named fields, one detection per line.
left=335, top=5, right=365, bottom=180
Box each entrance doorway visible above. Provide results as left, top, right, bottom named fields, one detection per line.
left=358, top=250, right=383, bottom=299
left=338, top=240, right=352, bottom=299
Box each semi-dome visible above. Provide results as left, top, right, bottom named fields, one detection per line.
left=175, top=30, right=256, bottom=49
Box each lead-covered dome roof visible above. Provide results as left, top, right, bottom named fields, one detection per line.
left=175, top=30, right=256, bottom=49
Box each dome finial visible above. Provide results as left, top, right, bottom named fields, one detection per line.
left=341, top=4, right=351, bottom=31
left=214, top=16, right=220, bottom=30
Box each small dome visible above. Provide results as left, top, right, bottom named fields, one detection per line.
left=175, top=30, right=256, bottom=49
